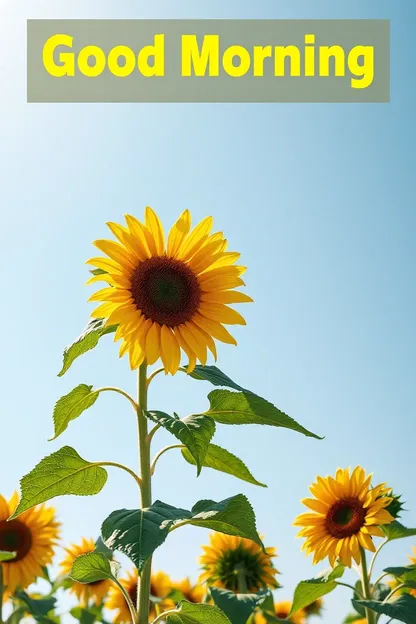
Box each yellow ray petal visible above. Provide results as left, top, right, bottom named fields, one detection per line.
left=145, top=206, right=165, bottom=255
left=201, top=290, right=253, bottom=304
left=199, top=303, right=247, bottom=326
left=177, top=216, right=213, bottom=261
left=160, top=325, right=181, bottom=374
left=192, top=314, right=237, bottom=345
left=167, top=209, right=192, bottom=257
left=145, top=322, right=161, bottom=366
left=93, top=240, right=137, bottom=270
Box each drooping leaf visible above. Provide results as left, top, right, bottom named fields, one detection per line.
left=382, top=521, right=416, bottom=541
left=50, top=384, right=100, bottom=440
left=289, top=566, right=344, bottom=614
left=58, top=319, right=117, bottom=377
left=209, top=587, right=265, bottom=624
left=101, top=495, right=262, bottom=571
left=0, top=550, right=16, bottom=561
left=353, top=595, right=416, bottom=624
left=187, top=365, right=247, bottom=392
left=14, top=591, right=57, bottom=620
left=146, top=411, right=215, bottom=475
left=165, top=601, right=232, bottom=623
left=10, top=446, right=107, bottom=518
left=207, top=390, right=322, bottom=439
left=181, top=444, right=266, bottom=487
left=70, top=552, right=119, bottom=584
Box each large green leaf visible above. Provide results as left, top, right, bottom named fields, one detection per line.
left=50, top=384, right=100, bottom=440
left=58, top=319, right=117, bottom=377
left=14, top=591, right=57, bottom=621
left=0, top=550, right=16, bottom=561
left=10, top=446, right=107, bottom=518
left=382, top=521, right=416, bottom=541
left=209, top=587, right=265, bottom=624
left=289, top=566, right=344, bottom=614
left=181, top=444, right=266, bottom=487
left=353, top=595, right=416, bottom=624
left=165, top=601, right=232, bottom=623
left=207, top=390, right=322, bottom=439
left=101, top=494, right=262, bottom=571
left=188, top=365, right=247, bottom=392
left=146, top=411, right=215, bottom=475
left=385, top=565, right=416, bottom=581
left=70, top=552, right=119, bottom=583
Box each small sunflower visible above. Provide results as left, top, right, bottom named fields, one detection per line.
left=172, top=578, right=205, bottom=604
left=60, top=538, right=111, bottom=606
left=304, top=597, right=324, bottom=616
left=294, top=467, right=394, bottom=567
left=199, top=533, right=279, bottom=593
left=255, top=601, right=306, bottom=624
left=0, top=492, right=60, bottom=596
left=87, top=207, right=252, bottom=374
left=105, top=569, right=174, bottom=622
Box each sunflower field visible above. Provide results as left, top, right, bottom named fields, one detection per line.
left=1, top=208, right=415, bottom=624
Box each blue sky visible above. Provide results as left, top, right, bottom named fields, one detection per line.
left=0, top=0, right=415, bottom=622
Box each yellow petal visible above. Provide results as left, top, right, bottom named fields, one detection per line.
left=93, top=239, right=137, bottom=270
left=86, top=257, right=125, bottom=274
left=160, top=325, right=181, bottom=374
left=177, top=216, right=213, bottom=261
left=201, top=290, right=253, bottom=304
left=167, top=210, right=192, bottom=257
left=192, top=314, right=237, bottom=345
left=200, top=303, right=246, bottom=326
left=145, top=322, right=161, bottom=366
left=145, top=206, right=165, bottom=255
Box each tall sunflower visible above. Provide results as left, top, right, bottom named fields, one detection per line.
left=254, top=601, right=306, bottom=624
left=199, top=533, right=279, bottom=593
left=87, top=208, right=252, bottom=374
left=294, top=467, right=394, bottom=567
left=105, top=569, right=174, bottom=622
left=172, top=578, right=205, bottom=604
left=0, top=492, right=60, bottom=596
left=60, top=538, right=112, bottom=606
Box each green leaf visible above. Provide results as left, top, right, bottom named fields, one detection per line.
left=0, top=550, right=16, bottom=561
left=146, top=411, right=215, bottom=475
left=207, top=390, right=322, bottom=439
left=353, top=595, right=416, bottom=624
left=58, top=319, right=117, bottom=377
left=101, top=494, right=262, bottom=571
left=383, top=521, right=416, bottom=541
left=10, top=446, right=107, bottom=518
left=50, top=384, right=100, bottom=440
left=165, top=601, right=232, bottom=623
left=14, top=591, right=57, bottom=620
left=209, top=587, right=265, bottom=624
left=289, top=567, right=344, bottom=614
left=188, top=365, right=247, bottom=392
left=70, top=608, right=96, bottom=624
left=181, top=444, right=266, bottom=487
left=70, top=552, right=119, bottom=584
left=94, top=536, right=113, bottom=560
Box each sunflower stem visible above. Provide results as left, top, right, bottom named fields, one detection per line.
left=150, top=444, right=185, bottom=475
left=137, top=361, right=152, bottom=624
left=359, top=546, right=376, bottom=624
left=235, top=565, right=248, bottom=593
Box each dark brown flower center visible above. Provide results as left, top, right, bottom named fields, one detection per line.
left=276, top=608, right=289, bottom=618
left=130, top=256, right=201, bottom=327
left=325, top=497, right=366, bottom=538
left=0, top=520, right=32, bottom=562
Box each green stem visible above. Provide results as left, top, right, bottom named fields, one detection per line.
left=97, top=387, right=138, bottom=411
left=151, top=608, right=179, bottom=624
left=368, top=540, right=388, bottom=580
left=360, top=546, right=375, bottom=624
left=235, top=565, right=248, bottom=593
left=382, top=583, right=405, bottom=604
left=114, top=578, right=137, bottom=624
left=95, top=461, right=142, bottom=489
left=150, top=444, right=185, bottom=475
left=0, top=565, right=4, bottom=624
left=137, top=362, right=152, bottom=624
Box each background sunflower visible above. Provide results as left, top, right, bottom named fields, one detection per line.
left=0, top=492, right=60, bottom=596
left=60, top=537, right=112, bottom=606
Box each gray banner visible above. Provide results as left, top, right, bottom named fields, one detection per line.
left=27, top=19, right=390, bottom=103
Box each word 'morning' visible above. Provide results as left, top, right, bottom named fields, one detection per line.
left=43, top=34, right=375, bottom=89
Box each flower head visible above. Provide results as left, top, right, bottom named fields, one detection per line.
left=87, top=208, right=251, bottom=374
left=0, top=492, right=60, bottom=596
left=172, top=578, right=205, bottom=604
left=199, top=533, right=279, bottom=593
left=60, top=538, right=111, bottom=606
left=106, top=569, right=174, bottom=623
left=255, top=601, right=306, bottom=624
left=294, top=467, right=394, bottom=567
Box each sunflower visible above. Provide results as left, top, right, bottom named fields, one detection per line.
left=60, top=538, right=112, bottom=606
left=199, top=533, right=279, bottom=593
left=105, top=569, right=174, bottom=622
left=87, top=207, right=252, bottom=374
left=303, top=597, right=324, bottom=616
left=0, top=492, right=60, bottom=597
left=254, top=601, right=306, bottom=624
left=294, top=467, right=394, bottom=567
left=172, top=578, right=205, bottom=604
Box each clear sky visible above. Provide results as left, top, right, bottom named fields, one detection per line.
left=0, top=1, right=415, bottom=623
